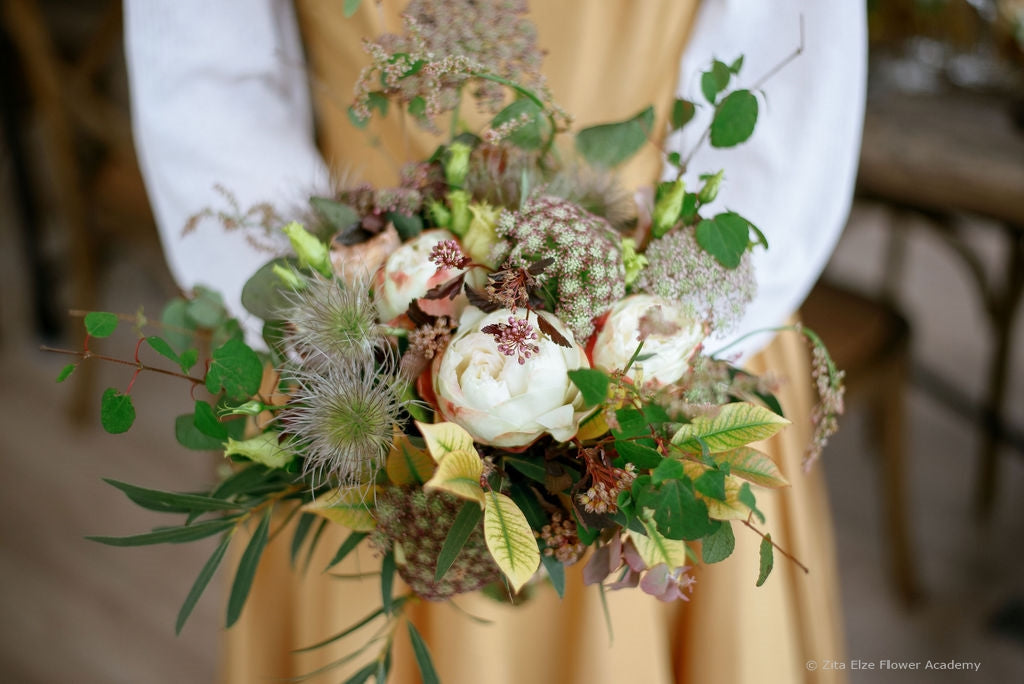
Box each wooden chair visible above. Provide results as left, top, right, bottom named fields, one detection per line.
left=801, top=279, right=920, bottom=606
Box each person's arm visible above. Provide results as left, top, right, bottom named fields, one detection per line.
left=668, top=0, right=867, bottom=360
left=124, top=0, right=330, bottom=330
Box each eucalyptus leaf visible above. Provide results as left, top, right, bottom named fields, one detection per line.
left=84, top=311, right=118, bottom=338
left=56, top=363, right=76, bottom=383
left=160, top=298, right=194, bottom=352
left=701, top=521, right=735, bottom=563
left=241, top=258, right=300, bottom=321
left=206, top=336, right=263, bottom=401
left=710, top=90, right=758, bottom=148
left=226, top=506, right=272, bottom=627
left=310, top=197, right=360, bottom=234
left=757, top=533, right=774, bottom=586
left=100, top=388, right=135, bottom=434
left=186, top=286, right=228, bottom=329
left=575, top=106, right=654, bottom=168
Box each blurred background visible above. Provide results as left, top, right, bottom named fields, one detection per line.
left=1, top=0, right=1023, bottom=682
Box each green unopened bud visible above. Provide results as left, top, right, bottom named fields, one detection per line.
left=698, top=170, right=724, bottom=204
left=224, top=432, right=295, bottom=469
left=444, top=142, right=472, bottom=187
left=463, top=202, right=501, bottom=267
left=221, top=400, right=265, bottom=417
left=282, top=222, right=331, bottom=277
left=447, top=189, right=471, bottom=237
left=652, top=179, right=685, bottom=238
left=272, top=263, right=305, bottom=290
left=427, top=199, right=452, bottom=228
left=621, top=237, right=649, bottom=287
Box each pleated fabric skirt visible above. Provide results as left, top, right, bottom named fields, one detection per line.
left=219, top=326, right=848, bottom=684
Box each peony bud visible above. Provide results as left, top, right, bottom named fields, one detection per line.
left=652, top=179, right=685, bottom=238
left=447, top=189, right=471, bottom=237
left=444, top=142, right=472, bottom=187
left=462, top=202, right=501, bottom=267
left=282, top=222, right=332, bottom=277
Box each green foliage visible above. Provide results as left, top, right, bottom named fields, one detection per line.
left=611, top=406, right=650, bottom=441
left=103, top=478, right=242, bottom=514
left=567, top=368, right=610, bottom=406
left=326, top=530, right=369, bottom=571
left=701, top=60, right=732, bottom=104
left=193, top=400, right=227, bottom=440
left=492, top=97, right=548, bottom=150
left=206, top=336, right=262, bottom=401
left=575, top=106, right=654, bottom=168
left=146, top=335, right=197, bottom=374
left=380, top=552, right=396, bottom=616
left=738, top=482, right=765, bottom=524
left=187, top=286, right=229, bottom=329
left=311, top=197, right=360, bottom=234
left=175, top=413, right=223, bottom=451
left=671, top=98, right=696, bottom=130
left=701, top=522, right=735, bottom=563
left=387, top=211, right=424, bottom=240
left=226, top=507, right=272, bottom=627
left=651, top=458, right=684, bottom=485
left=693, top=468, right=727, bottom=501
left=88, top=517, right=238, bottom=547
left=613, top=440, right=663, bottom=469
left=241, top=258, right=301, bottom=321
left=504, top=456, right=547, bottom=483
left=710, top=90, right=758, bottom=148
left=435, top=501, right=484, bottom=582
left=634, top=475, right=717, bottom=541
left=407, top=622, right=441, bottom=684
left=342, top=0, right=361, bottom=17
left=756, top=533, right=774, bottom=586
left=100, top=388, right=135, bottom=434
left=695, top=213, right=749, bottom=269
left=84, top=312, right=118, bottom=338
left=290, top=512, right=316, bottom=568
left=671, top=401, right=789, bottom=454
left=56, top=363, right=76, bottom=383
left=177, top=533, right=232, bottom=634
left=347, top=105, right=369, bottom=129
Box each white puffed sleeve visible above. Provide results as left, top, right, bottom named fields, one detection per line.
left=668, top=0, right=867, bottom=360
left=124, top=0, right=330, bottom=330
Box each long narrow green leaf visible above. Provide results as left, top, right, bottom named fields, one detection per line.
left=381, top=553, right=396, bottom=616
left=343, top=662, right=377, bottom=684
left=326, top=531, right=369, bottom=571
left=406, top=622, right=441, bottom=684
left=540, top=554, right=566, bottom=599
left=104, top=478, right=243, bottom=513
left=290, top=513, right=316, bottom=568
left=435, top=501, right=483, bottom=582
left=176, top=532, right=233, bottom=634
left=226, top=507, right=272, bottom=627
left=87, top=517, right=237, bottom=547
left=301, top=518, right=328, bottom=574
left=211, top=465, right=271, bottom=500
left=294, top=605, right=387, bottom=653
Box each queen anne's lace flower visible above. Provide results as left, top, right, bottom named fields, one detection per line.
left=493, top=196, right=626, bottom=341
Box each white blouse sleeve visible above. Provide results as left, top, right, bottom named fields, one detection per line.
left=124, top=0, right=330, bottom=331
left=668, top=0, right=867, bottom=361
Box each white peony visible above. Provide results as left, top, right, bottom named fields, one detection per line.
left=590, top=294, right=704, bottom=387
left=433, top=308, right=591, bottom=448
left=374, top=229, right=469, bottom=322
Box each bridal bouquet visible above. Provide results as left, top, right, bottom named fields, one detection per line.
left=51, top=2, right=843, bottom=680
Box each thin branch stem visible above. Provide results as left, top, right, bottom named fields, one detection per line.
left=741, top=517, right=809, bottom=574
left=40, top=345, right=205, bottom=384
left=750, top=15, right=805, bottom=92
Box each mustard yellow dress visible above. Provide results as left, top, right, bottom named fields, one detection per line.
left=222, top=2, right=848, bottom=682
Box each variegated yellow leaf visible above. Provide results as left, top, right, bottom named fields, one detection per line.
left=416, top=421, right=477, bottom=463
left=302, top=484, right=379, bottom=531
left=423, top=449, right=485, bottom=504
left=682, top=462, right=749, bottom=520
left=713, top=446, right=789, bottom=488
left=671, top=402, right=790, bottom=453
left=629, top=515, right=690, bottom=569
left=483, top=491, right=540, bottom=592
left=386, top=434, right=435, bottom=485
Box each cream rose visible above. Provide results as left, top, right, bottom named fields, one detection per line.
left=434, top=308, right=591, bottom=448
left=590, top=294, right=704, bottom=387
left=374, top=229, right=470, bottom=322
